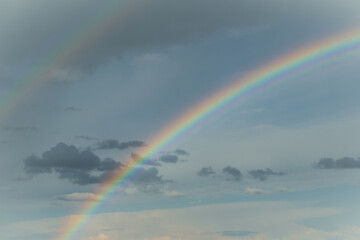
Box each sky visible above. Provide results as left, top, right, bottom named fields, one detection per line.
left=1, top=0, right=360, bottom=239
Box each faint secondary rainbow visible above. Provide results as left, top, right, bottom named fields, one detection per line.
left=0, top=0, right=137, bottom=125
left=58, top=28, right=360, bottom=240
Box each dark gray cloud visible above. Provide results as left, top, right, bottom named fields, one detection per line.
left=56, top=168, right=113, bottom=185
left=23, top=142, right=168, bottom=185
left=4, top=126, right=37, bottom=132
left=24, top=142, right=123, bottom=185
left=95, top=139, right=146, bottom=150
left=222, top=166, right=242, bottom=181
left=174, top=149, right=189, bottom=156
left=0, top=0, right=306, bottom=82
left=248, top=168, right=285, bottom=181
left=197, top=166, right=216, bottom=177
left=221, top=230, right=257, bottom=237
left=157, top=149, right=190, bottom=163
left=315, top=157, right=360, bottom=169
left=159, top=154, right=178, bottom=164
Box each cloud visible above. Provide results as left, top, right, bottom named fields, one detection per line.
left=0, top=200, right=341, bottom=240
left=220, top=230, right=257, bottom=237
left=158, top=149, right=191, bottom=163
left=173, top=149, right=189, bottom=156
left=0, top=198, right=346, bottom=240
left=132, top=167, right=172, bottom=186
left=162, top=190, right=185, bottom=198
left=222, top=166, right=242, bottom=181
left=197, top=167, right=216, bottom=177
left=245, top=187, right=290, bottom=195
left=25, top=143, right=107, bottom=171
left=148, top=237, right=183, bottom=240
left=124, top=187, right=138, bottom=195
left=23, top=142, right=124, bottom=185
left=0, top=0, right=306, bottom=82
left=315, top=157, right=360, bottom=169
left=95, top=139, right=146, bottom=150
left=245, top=187, right=267, bottom=195
left=87, top=234, right=109, bottom=240
left=23, top=143, right=169, bottom=187
left=248, top=168, right=285, bottom=181
left=159, top=154, right=178, bottom=164
left=74, top=135, right=98, bottom=141
left=199, top=166, right=287, bottom=183
left=134, top=184, right=165, bottom=195
left=131, top=153, right=161, bottom=166
left=123, top=185, right=183, bottom=198
left=132, top=167, right=166, bottom=184
left=54, top=192, right=101, bottom=201
left=56, top=169, right=114, bottom=185
left=275, top=187, right=290, bottom=193
left=131, top=149, right=190, bottom=166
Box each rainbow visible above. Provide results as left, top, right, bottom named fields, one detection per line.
left=0, top=0, right=138, bottom=125
left=55, top=27, right=360, bottom=239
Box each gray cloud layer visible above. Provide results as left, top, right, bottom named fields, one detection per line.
left=1, top=0, right=336, bottom=82
left=248, top=168, right=285, bottom=181
left=315, top=157, right=360, bottom=169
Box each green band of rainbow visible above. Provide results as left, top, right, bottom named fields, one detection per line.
left=57, top=27, right=360, bottom=240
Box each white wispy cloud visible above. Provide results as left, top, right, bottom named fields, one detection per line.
left=245, top=187, right=267, bottom=195
left=54, top=192, right=101, bottom=202
left=162, top=190, right=185, bottom=198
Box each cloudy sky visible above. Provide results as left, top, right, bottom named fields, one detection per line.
left=1, top=0, right=360, bottom=239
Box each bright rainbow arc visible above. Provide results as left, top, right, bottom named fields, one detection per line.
left=58, top=28, right=360, bottom=240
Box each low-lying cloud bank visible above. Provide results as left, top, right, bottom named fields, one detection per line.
left=315, top=157, right=360, bottom=169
